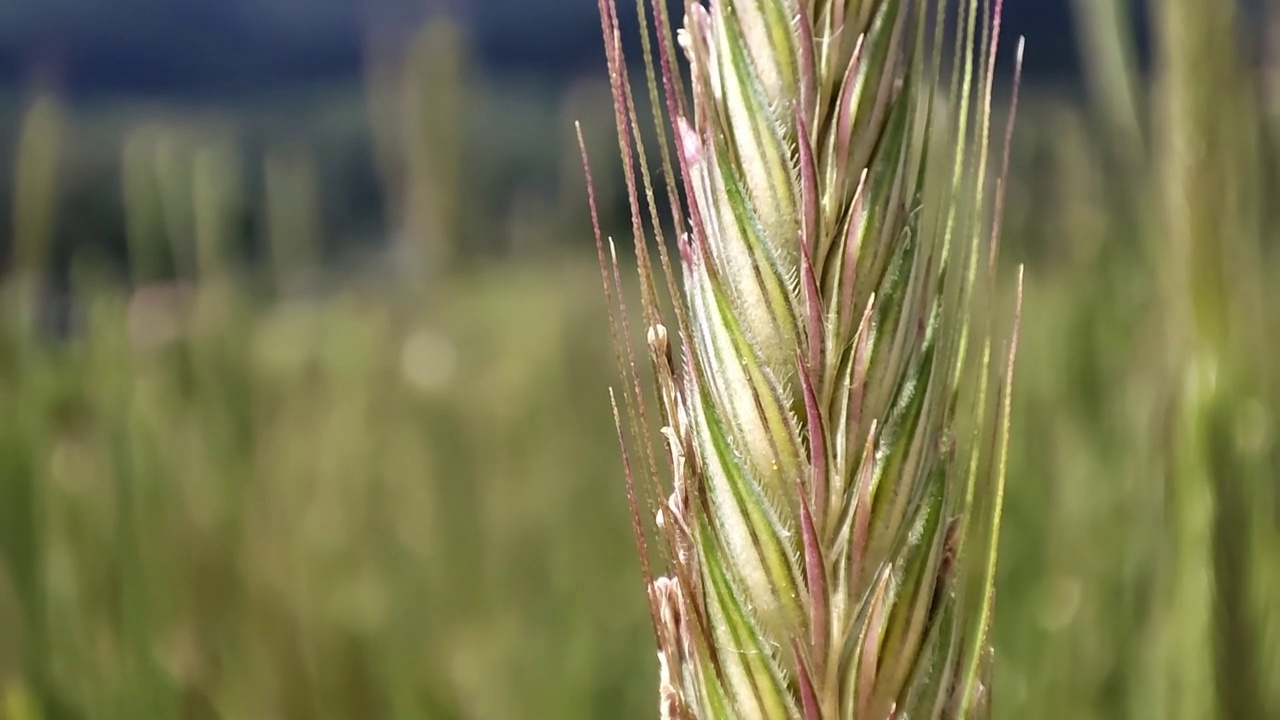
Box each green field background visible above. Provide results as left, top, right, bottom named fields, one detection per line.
left=0, top=4, right=1277, bottom=719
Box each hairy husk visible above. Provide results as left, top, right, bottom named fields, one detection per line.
left=584, top=1, right=1024, bottom=718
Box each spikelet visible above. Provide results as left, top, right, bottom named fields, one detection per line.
left=582, top=1, right=1025, bottom=718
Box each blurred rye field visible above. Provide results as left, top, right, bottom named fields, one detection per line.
left=0, top=3, right=1277, bottom=720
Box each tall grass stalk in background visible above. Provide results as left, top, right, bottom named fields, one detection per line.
left=1150, top=1, right=1275, bottom=717
left=1062, top=0, right=1279, bottom=717
left=585, top=0, right=1024, bottom=716
left=992, top=1, right=1280, bottom=717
